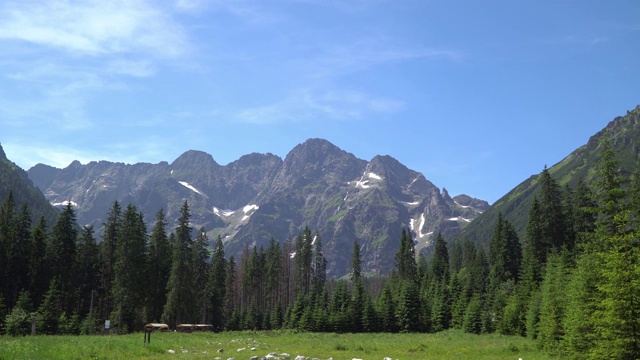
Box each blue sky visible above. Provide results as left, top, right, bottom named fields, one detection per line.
left=1, top=0, right=638, bottom=203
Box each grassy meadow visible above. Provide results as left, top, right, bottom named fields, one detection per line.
left=0, top=330, right=556, bottom=360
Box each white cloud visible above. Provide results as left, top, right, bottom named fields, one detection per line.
left=236, top=89, right=404, bottom=124
left=0, top=0, right=188, bottom=58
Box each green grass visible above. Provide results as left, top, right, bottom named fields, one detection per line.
left=0, top=330, right=557, bottom=360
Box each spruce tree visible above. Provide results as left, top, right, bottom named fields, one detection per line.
left=47, top=202, right=78, bottom=315
left=162, top=201, right=194, bottom=327
left=76, top=226, right=99, bottom=318
left=431, top=233, right=449, bottom=283
left=147, top=208, right=171, bottom=322
left=99, top=201, right=121, bottom=320
left=350, top=240, right=364, bottom=332
left=537, top=251, right=569, bottom=353
left=192, top=227, right=210, bottom=323
left=112, top=204, right=147, bottom=333
left=209, top=235, right=226, bottom=330
left=28, top=216, right=48, bottom=308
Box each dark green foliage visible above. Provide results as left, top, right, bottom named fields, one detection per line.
left=76, top=226, right=99, bottom=318
left=112, top=204, right=147, bottom=333
left=397, top=280, right=421, bottom=332
left=162, top=201, right=194, bottom=327
left=37, top=279, right=61, bottom=335
left=99, top=201, right=121, bottom=321
left=147, top=208, right=171, bottom=323
left=47, top=203, right=78, bottom=315
left=463, top=294, right=483, bottom=334
left=192, top=227, right=210, bottom=323
left=208, top=235, right=226, bottom=330
left=431, top=233, right=449, bottom=283
left=395, top=228, right=417, bottom=282
left=28, top=216, right=48, bottom=308
left=537, top=251, right=569, bottom=353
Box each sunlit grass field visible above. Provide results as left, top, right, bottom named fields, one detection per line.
left=0, top=330, right=556, bottom=360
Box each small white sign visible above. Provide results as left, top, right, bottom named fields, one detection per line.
left=105, top=320, right=110, bottom=329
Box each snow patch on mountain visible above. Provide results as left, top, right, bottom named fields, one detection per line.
left=367, top=172, right=382, bottom=180
left=243, top=204, right=259, bottom=213
left=453, top=200, right=470, bottom=208
left=51, top=200, right=78, bottom=207
left=213, top=207, right=235, bottom=217
left=448, top=216, right=472, bottom=223
left=178, top=181, right=207, bottom=197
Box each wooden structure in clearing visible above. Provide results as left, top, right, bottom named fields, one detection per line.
left=144, top=323, right=169, bottom=344
left=176, top=324, right=214, bottom=333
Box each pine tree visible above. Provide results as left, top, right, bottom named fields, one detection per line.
left=112, top=204, right=147, bottom=333
left=395, top=228, right=417, bottom=282
left=563, top=251, right=600, bottom=357
left=223, top=256, right=237, bottom=329
left=397, top=280, right=420, bottom=332
left=463, top=294, right=483, bottom=334
left=47, top=202, right=78, bottom=315
left=293, top=227, right=313, bottom=295
left=27, top=216, right=48, bottom=308
left=209, top=235, right=226, bottom=330
left=0, top=192, right=16, bottom=310
left=147, top=208, right=171, bottom=323
left=572, top=179, right=596, bottom=246
left=312, top=233, right=327, bottom=298
left=162, top=201, right=194, bottom=327
left=538, top=166, right=567, bottom=252
left=192, top=227, right=210, bottom=323
left=99, top=201, right=121, bottom=320
left=431, top=233, right=449, bottom=283
left=76, top=226, right=99, bottom=318
left=376, top=284, right=397, bottom=332
left=350, top=240, right=364, bottom=332
left=37, top=279, right=61, bottom=335
left=537, top=251, right=569, bottom=353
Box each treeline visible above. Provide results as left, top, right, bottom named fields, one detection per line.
left=1, top=139, right=639, bottom=359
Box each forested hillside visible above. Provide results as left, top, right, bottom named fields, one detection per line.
left=0, top=145, right=59, bottom=226
left=2, top=136, right=640, bottom=358
left=457, top=105, right=640, bottom=248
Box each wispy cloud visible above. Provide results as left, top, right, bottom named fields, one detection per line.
left=236, top=89, right=404, bottom=124
left=0, top=0, right=188, bottom=58
left=0, top=1, right=192, bottom=132
left=294, top=38, right=462, bottom=79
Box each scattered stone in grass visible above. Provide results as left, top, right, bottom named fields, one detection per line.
left=294, top=356, right=307, bottom=360
left=383, top=358, right=392, bottom=360
left=237, top=347, right=245, bottom=352
left=182, top=349, right=188, bottom=354
left=251, top=347, right=257, bottom=351
left=351, top=358, right=363, bottom=360
left=218, top=348, right=224, bottom=353
left=280, top=353, right=291, bottom=358
left=249, top=356, right=258, bottom=360
left=167, top=349, right=175, bottom=354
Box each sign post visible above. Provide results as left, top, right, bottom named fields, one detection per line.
left=105, top=320, right=110, bottom=333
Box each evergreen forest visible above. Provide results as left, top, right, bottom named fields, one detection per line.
left=1, top=139, right=640, bottom=359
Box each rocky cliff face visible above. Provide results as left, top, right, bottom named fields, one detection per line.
left=29, top=138, right=488, bottom=276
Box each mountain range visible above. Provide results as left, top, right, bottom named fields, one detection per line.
left=26, top=138, right=488, bottom=277
left=5, top=105, right=638, bottom=278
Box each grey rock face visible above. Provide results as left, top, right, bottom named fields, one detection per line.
left=28, top=138, right=488, bottom=276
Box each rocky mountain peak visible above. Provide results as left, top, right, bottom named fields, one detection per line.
left=0, top=143, right=6, bottom=161
left=171, top=150, right=220, bottom=170
left=278, top=139, right=366, bottom=185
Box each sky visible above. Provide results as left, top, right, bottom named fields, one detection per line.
left=1, top=0, right=639, bottom=204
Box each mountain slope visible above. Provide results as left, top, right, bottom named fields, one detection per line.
left=29, top=138, right=488, bottom=276
left=0, top=144, right=59, bottom=225
left=457, top=105, right=640, bottom=247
